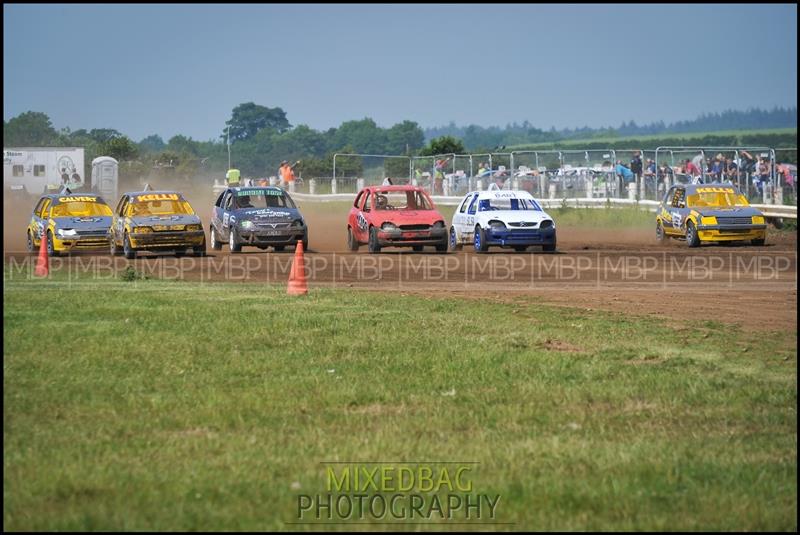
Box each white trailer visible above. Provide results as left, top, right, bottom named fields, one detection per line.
left=91, top=156, right=119, bottom=201
left=3, top=147, right=86, bottom=195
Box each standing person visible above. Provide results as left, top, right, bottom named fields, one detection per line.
left=756, top=158, right=770, bottom=197
left=382, top=176, right=394, bottom=186
left=226, top=165, right=241, bottom=187
left=630, top=151, right=643, bottom=182
left=280, top=160, right=299, bottom=188
left=684, top=158, right=701, bottom=183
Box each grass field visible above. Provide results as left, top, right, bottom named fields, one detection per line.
left=4, top=275, right=796, bottom=531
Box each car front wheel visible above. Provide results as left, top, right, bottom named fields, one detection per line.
left=123, top=232, right=136, bottom=259
left=46, top=230, right=59, bottom=257
left=229, top=227, right=242, bottom=253
left=449, top=226, right=462, bottom=251
left=346, top=226, right=359, bottom=251
left=210, top=227, right=222, bottom=250
left=686, top=221, right=700, bottom=248
left=368, top=227, right=381, bottom=253
left=27, top=231, right=34, bottom=253
left=656, top=220, right=666, bottom=243
left=474, top=226, right=489, bottom=253
left=751, top=237, right=766, bottom=246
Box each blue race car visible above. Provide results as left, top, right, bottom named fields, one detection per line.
left=210, top=186, right=308, bottom=252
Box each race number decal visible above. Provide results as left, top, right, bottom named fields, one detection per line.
left=356, top=212, right=368, bottom=231
left=671, top=211, right=682, bottom=229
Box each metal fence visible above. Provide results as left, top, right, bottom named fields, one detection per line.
left=301, top=146, right=798, bottom=205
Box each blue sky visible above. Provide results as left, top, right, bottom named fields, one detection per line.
left=3, top=3, right=797, bottom=142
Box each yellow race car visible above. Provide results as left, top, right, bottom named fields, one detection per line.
left=109, top=190, right=206, bottom=258
left=656, top=183, right=767, bottom=247
left=27, top=193, right=113, bottom=255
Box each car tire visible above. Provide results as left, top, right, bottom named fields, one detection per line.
left=27, top=230, right=34, bottom=253
left=686, top=221, right=700, bottom=248
left=229, top=227, right=242, bottom=253
left=123, top=232, right=136, bottom=259
left=302, top=235, right=308, bottom=252
left=368, top=227, right=381, bottom=253
left=449, top=226, right=462, bottom=251
left=109, top=234, right=121, bottom=256
left=346, top=226, right=359, bottom=252
left=751, top=238, right=766, bottom=246
left=412, top=245, right=424, bottom=252
left=474, top=226, right=489, bottom=253
left=274, top=245, right=286, bottom=252
left=543, top=242, right=557, bottom=253
left=435, top=240, right=448, bottom=253
left=193, top=237, right=206, bottom=257
left=210, top=227, right=222, bottom=251
left=513, top=245, right=528, bottom=252
left=46, top=230, right=60, bottom=257
left=656, top=220, right=666, bottom=243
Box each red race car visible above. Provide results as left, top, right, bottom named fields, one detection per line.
left=346, top=185, right=448, bottom=253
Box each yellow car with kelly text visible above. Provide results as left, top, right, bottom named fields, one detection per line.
left=109, top=190, right=206, bottom=259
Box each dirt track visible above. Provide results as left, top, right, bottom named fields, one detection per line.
left=5, top=191, right=797, bottom=332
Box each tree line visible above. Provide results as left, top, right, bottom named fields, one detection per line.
left=3, top=104, right=796, bottom=184
left=425, top=107, right=798, bottom=150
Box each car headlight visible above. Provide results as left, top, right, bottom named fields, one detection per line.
left=381, top=222, right=397, bottom=231
left=133, top=226, right=152, bottom=233
left=540, top=220, right=554, bottom=229
left=292, top=219, right=304, bottom=228
left=186, top=224, right=202, bottom=231
left=240, top=220, right=254, bottom=230
left=56, top=228, right=77, bottom=237
left=489, top=220, right=506, bottom=229
left=432, top=221, right=445, bottom=229
left=752, top=216, right=765, bottom=225
left=700, top=216, right=717, bottom=225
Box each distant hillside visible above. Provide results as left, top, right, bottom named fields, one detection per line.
left=425, top=107, right=798, bottom=150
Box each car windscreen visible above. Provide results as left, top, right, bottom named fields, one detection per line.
left=686, top=190, right=749, bottom=208
left=127, top=194, right=194, bottom=216
left=374, top=190, right=433, bottom=210
left=234, top=189, right=296, bottom=209
left=51, top=200, right=113, bottom=218
left=478, top=197, right=542, bottom=211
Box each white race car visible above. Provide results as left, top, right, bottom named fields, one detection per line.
left=449, top=190, right=556, bottom=253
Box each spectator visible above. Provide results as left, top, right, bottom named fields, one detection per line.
left=630, top=151, right=643, bottom=181
left=724, top=157, right=738, bottom=182
left=382, top=176, right=394, bottom=186
left=615, top=160, right=634, bottom=183
left=226, top=165, right=241, bottom=187
left=684, top=158, right=702, bottom=183
left=710, top=155, right=724, bottom=182
left=755, top=158, right=770, bottom=196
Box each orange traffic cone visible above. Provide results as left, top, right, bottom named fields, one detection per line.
left=34, top=231, right=49, bottom=277
left=287, top=241, right=308, bottom=296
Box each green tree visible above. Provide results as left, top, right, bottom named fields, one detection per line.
left=386, top=120, right=425, bottom=155
left=167, top=135, right=199, bottom=156
left=329, top=118, right=388, bottom=154
left=3, top=111, right=58, bottom=146
left=419, top=135, right=465, bottom=156
left=223, top=102, right=291, bottom=142
left=101, top=136, right=138, bottom=161
left=139, top=134, right=166, bottom=153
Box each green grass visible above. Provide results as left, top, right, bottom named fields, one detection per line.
left=4, top=276, right=796, bottom=530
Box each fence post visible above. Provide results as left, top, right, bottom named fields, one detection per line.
left=289, top=180, right=296, bottom=193
left=331, top=178, right=337, bottom=195
left=309, top=179, right=316, bottom=195
left=476, top=179, right=483, bottom=191
left=548, top=182, right=557, bottom=199
left=585, top=176, right=593, bottom=198
left=357, top=178, right=365, bottom=191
